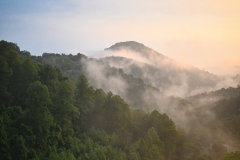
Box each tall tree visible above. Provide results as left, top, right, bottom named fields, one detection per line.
left=0, top=56, right=11, bottom=108
left=52, top=81, right=80, bottom=136
left=17, top=59, right=39, bottom=107
left=38, top=64, right=59, bottom=97
left=74, top=75, right=94, bottom=131
left=101, top=93, right=132, bottom=134
left=24, top=81, right=53, bottom=153
left=5, top=50, right=23, bottom=106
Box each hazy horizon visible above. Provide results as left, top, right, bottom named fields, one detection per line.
left=1, top=0, right=240, bottom=75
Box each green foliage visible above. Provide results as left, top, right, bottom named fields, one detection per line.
left=23, top=81, right=54, bottom=154
left=75, top=75, right=95, bottom=112
left=146, top=111, right=178, bottom=159
left=2, top=40, right=240, bottom=160
left=0, top=40, right=13, bottom=57
left=26, top=51, right=161, bottom=111
left=38, top=64, right=59, bottom=96
left=93, top=89, right=107, bottom=108
left=52, top=81, right=79, bottom=135
left=26, top=81, right=52, bottom=108
left=74, top=75, right=95, bottom=131
left=18, top=59, right=39, bottom=107
left=11, top=134, right=29, bottom=159
left=0, top=56, right=11, bottom=108
left=101, top=93, right=132, bottom=133
left=47, top=146, right=76, bottom=160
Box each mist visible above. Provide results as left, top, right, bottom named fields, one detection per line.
left=82, top=59, right=129, bottom=98
left=95, top=47, right=239, bottom=98
left=82, top=43, right=240, bottom=154
left=3, top=38, right=237, bottom=158
left=2, top=0, right=240, bottom=157
left=26, top=41, right=240, bottom=155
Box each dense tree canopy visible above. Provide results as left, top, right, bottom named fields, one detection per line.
left=0, top=40, right=240, bottom=160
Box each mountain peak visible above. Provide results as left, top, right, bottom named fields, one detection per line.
left=104, top=41, right=166, bottom=60
left=105, top=41, right=148, bottom=52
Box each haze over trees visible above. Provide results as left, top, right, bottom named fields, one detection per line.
left=0, top=40, right=240, bottom=160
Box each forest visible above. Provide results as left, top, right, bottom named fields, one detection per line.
left=1, top=40, right=240, bottom=160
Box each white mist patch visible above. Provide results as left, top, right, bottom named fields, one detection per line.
left=98, top=47, right=240, bottom=98
left=164, top=73, right=190, bottom=97
left=81, top=59, right=128, bottom=97
left=85, top=44, right=240, bottom=141
left=94, top=48, right=153, bottom=65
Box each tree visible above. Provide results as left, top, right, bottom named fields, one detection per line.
left=0, top=56, right=11, bottom=108
left=75, top=75, right=94, bottom=113
left=52, top=81, right=80, bottom=136
left=38, top=64, right=59, bottom=97
left=101, top=93, right=132, bottom=134
left=15, top=59, right=39, bottom=107
left=0, top=40, right=13, bottom=57
left=146, top=110, right=178, bottom=159
left=24, top=81, right=53, bottom=151
left=93, top=89, right=106, bottom=108
left=10, top=135, right=29, bottom=159
left=0, top=113, right=10, bottom=159
left=74, top=75, right=94, bottom=131
left=129, top=127, right=165, bottom=160
left=5, top=50, right=23, bottom=106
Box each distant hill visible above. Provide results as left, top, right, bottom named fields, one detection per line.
left=100, top=41, right=238, bottom=97
left=187, top=85, right=240, bottom=106
left=104, top=41, right=175, bottom=68
left=25, top=52, right=161, bottom=111
left=4, top=40, right=240, bottom=158
left=19, top=41, right=239, bottom=128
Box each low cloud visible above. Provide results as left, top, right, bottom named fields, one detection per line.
left=96, top=48, right=239, bottom=98
left=83, top=46, right=240, bottom=149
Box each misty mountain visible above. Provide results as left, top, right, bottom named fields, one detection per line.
left=187, top=85, right=240, bottom=107
left=22, top=42, right=239, bottom=129
left=3, top=40, right=240, bottom=159
left=105, top=41, right=171, bottom=64
left=0, top=40, right=183, bottom=160
left=100, top=41, right=238, bottom=97
left=27, top=52, right=162, bottom=111
left=24, top=50, right=202, bottom=129
left=21, top=51, right=200, bottom=129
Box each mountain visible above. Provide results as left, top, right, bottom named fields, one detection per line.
left=2, top=40, right=240, bottom=159
left=0, top=40, right=182, bottom=160
left=24, top=41, right=239, bottom=128
left=27, top=52, right=161, bottom=111
left=187, top=85, right=240, bottom=106
left=100, top=41, right=238, bottom=97
left=104, top=41, right=176, bottom=68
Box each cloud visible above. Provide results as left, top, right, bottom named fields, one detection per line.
left=97, top=46, right=240, bottom=98
left=82, top=59, right=129, bottom=97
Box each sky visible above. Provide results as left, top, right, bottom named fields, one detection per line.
left=1, top=0, right=240, bottom=75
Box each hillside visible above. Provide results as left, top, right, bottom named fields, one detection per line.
left=0, top=40, right=179, bottom=160
left=1, top=40, right=240, bottom=160
left=101, top=41, right=238, bottom=97
left=20, top=41, right=240, bottom=130
left=187, top=85, right=240, bottom=106
left=26, top=52, right=161, bottom=111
